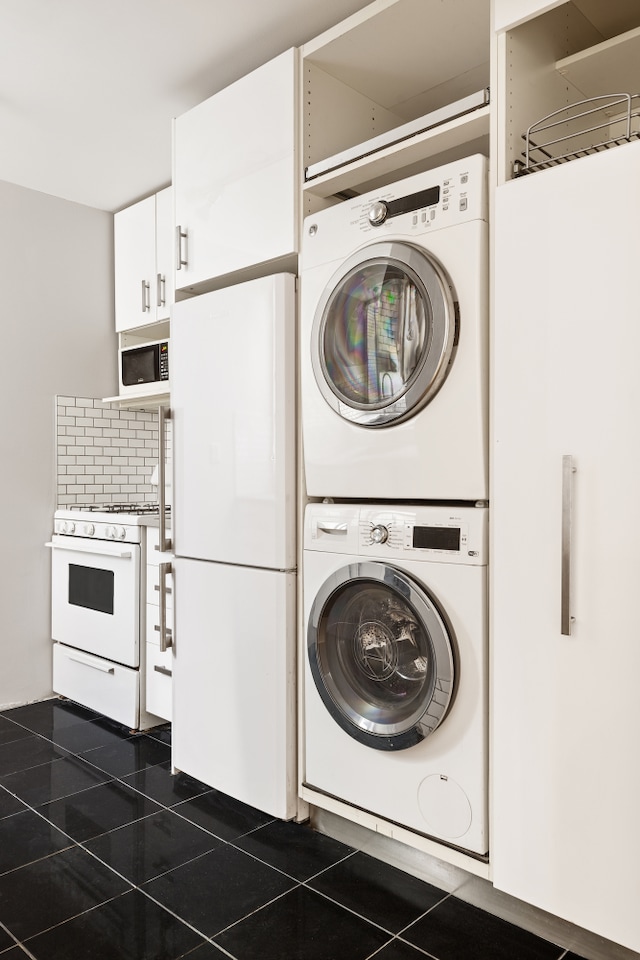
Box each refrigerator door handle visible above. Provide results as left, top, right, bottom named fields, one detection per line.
left=159, top=406, right=172, bottom=552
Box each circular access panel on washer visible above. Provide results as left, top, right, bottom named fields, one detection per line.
left=311, top=242, right=457, bottom=427
left=307, top=561, right=455, bottom=751
left=417, top=774, right=472, bottom=839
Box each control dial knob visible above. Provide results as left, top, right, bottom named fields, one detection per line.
left=370, top=524, right=389, bottom=544
left=83, top=523, right=95, bottom=537
left=368, top=200, right=388, bottom=226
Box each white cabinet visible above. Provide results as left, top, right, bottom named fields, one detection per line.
left=144, top=525, right=173, bottom=722
left=491, top=144, right=640, bottom=954
left=115, top=186, right=173, bottom=332
left=302, top=0, right=490, bottom=211
left=173, top=48, right=298, bottom=294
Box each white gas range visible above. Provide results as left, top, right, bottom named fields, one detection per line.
left=48, top=503, right=171, bottom=731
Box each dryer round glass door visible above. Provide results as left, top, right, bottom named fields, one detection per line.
left=307, top=562, right=455, bottom=750
left=311, top=242, right=457, bottom=427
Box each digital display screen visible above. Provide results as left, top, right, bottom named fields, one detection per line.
left=412, top=526, right=460, bottom=552
left=387, top=186, right=440, bottom=218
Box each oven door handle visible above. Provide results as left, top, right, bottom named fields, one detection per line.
left=45, top=541, right=133, bottom=560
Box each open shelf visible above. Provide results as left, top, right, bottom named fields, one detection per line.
left=556, top=24, right=640, bottom=98
left=103, top=390, right=170, bottom=412
left=302, top=0, right=490, bottom=205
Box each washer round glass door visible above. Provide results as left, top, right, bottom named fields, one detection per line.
left=311, top=242, right=457, bottom=427
left=307, top=562, right=455, bottom=751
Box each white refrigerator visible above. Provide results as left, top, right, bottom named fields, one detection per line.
left=171, top=273, right=297, bottom=819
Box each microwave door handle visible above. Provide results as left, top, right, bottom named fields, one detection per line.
left=45, top=541, right=133, bottom=560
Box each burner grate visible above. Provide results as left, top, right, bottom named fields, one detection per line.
left=65, top=503, right=170, bottom=516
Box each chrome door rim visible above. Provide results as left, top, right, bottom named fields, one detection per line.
left=310, top=241, right=457, bottom=427
left=307, top=561, right=455, bottom=751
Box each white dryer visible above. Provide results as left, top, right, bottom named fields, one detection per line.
left=303, top=502, right=488, bottom=856
left=300, top=155, right=488, bottom=501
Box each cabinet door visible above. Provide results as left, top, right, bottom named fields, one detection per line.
left=492, top=144, right=640, bottom=954
left=114, top=195, right=156, bottom=331
left=155, top=186, right=173, bottom=323
left=173, top=48, right=298, bottom=290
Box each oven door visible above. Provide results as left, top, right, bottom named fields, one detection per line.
left=49, top=535, right=140, bottom=667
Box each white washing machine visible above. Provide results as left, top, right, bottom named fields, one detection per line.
left=300, top=155, right=488, bottom=501
left=303, top=502, right=488, bottom=856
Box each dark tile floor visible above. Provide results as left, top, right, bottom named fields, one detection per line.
left=0, top=698, right=585, bottom=960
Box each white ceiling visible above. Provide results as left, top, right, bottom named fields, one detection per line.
left=0, top=0, right=372, bottom=212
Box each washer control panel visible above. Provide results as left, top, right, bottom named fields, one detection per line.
left=358, top=505, right=488, bottom=565
left=305, top=503, right=488, bottom=565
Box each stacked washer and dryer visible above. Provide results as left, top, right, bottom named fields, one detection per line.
left=300, top=155, right=490, bottom=857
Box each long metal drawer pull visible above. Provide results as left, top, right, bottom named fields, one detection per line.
left=141, top=279, right=150, bottom=312
left=561, top=455, right=576, bottom=636
left=45, top=541, right=132, bottom=560
left=159, top=561, right=173, bottom=652
left=154, top=665, right=172, bottom=677
left=158, top=406, right=172, bottom=552
left=67, top=651, right=115, bottom=674
left=175, top=225, right=187, bottom=270
left=317, top=522, right=348, bottom=534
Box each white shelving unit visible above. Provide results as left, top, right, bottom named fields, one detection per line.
left=495, top=0, right=640, bottom=183
left=301, top=0, right=491, bottom=211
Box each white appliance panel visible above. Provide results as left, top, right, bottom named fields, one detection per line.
left=172, top=274, right=296, bottom=570
left=302, top=503, right=488, bottom=856
left=172, top=557, right=296, bottom=820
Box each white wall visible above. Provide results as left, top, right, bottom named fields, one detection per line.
left=0, top=180, right=115, bottom=708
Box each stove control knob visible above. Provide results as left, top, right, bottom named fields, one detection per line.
left=83, top=523, right=95, bottom=537
left=368, top=200, right=388, bottom=226
left=67, top=522, right=75, bottom=534
left=117, top=526, right=127, bottom=540
left=106, top=525, right=116, bottom=539
left=370, top=524, right=389, bottom=544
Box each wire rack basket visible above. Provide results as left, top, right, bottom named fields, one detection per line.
left=514, top=93, right=640, bottom=176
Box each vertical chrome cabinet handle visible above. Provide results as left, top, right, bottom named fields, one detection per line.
left=561, top=455, right=576, bottom=636
left=159, top=561, right=173, bottom=652
left=175, top=225, right=187, bottom=270
left=156, top=273, right=166, bottom=307
left=158, top=406, right=172, bottom=552
left=141, top=279, right=150, bottom=312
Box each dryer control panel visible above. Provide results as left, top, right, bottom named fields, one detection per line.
left=302, top=154, right=488, bottom=271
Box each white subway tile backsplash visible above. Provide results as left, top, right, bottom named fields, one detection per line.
left=55, top=395, right=165, bottom=507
